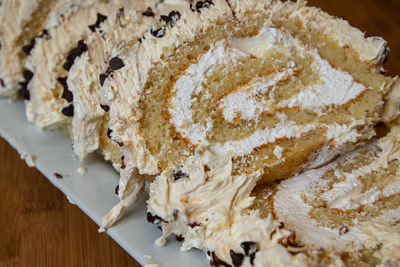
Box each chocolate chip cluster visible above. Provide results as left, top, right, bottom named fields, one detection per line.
left=150, top=10, right=181, bottom=38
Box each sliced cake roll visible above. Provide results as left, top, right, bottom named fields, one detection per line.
left=0, top=0, right=59, bottom=97
left=24, top=0, right=126, bottom=131
left=147, top=126, right=400, bottom=266
left=101, top=0, right=397, bottom=228
left=251, top=126, right=400, bottom=266
left=68, top=3, right=156, bottom=169
left=69, top=0, right=189, bottom=168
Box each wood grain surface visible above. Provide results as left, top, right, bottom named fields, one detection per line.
left=1, top=1, right=399, bottom=267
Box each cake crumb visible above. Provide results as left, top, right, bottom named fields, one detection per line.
left=77, top=167, right=86, bottom=175
left=144, top=255, right=152, bottom=259
left=21, top=152, right=35, bottom=167
left=144, top=263, right=161, bottom=267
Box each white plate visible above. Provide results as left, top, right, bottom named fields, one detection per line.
left=0, top=99, right=208, bottom=267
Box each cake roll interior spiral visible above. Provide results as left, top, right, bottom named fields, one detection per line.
left=134, top=3, right=393, bottom=183
left=250, top=126, right=400, bottom=266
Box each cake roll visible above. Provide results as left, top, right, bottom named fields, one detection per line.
left=100, top=0, right=397, bottom=228
left=147, top=126, right=400, bottom=266
left=69, top=0, right=189, bottom=169
left=24, top=0, right=127, bottom=131
left=0, top=0, right=59, bottom=97
left=68, top=3, right=156, bottom=169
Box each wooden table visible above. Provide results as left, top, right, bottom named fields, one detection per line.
left=1, top=1, right=399, bottom=266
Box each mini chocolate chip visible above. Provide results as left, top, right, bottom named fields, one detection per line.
left=147, top=212, right=155, bottom=223
left=54, top=173, right=63, bottom=179
left=0, top=78, right=5, bottom=87
left=339, top=226, right=349, bottom=235
left=230, top=250, right=244, bottom=267
left=116, top=7, right=124, bottom=18
left=109, top=57, right=125, bottom=71
left=88, top=13, right=108, bottom=32
left=23, top=69, right=34, bottom=81
left=195, top=0, right=214, bottom=12
left=210, top=251, right=231, bottom=267
left=61, top=104, right=74, bottom=117
left=100, top=104, right=110, bottom=112
left=57, top=77, right=73, bottom=102
left=160, top=15, right=171, bottom=24
left=240, top=241, right=257, bottom=257
left=249, top=253, right=256, bottom=265
left=279, top=222, right=284, bottom=229
left=38, top=29, right=51, bottom=40
left=22, top=38, right=35, bottom=55
left=107, top=128, right=112, bottom=139
left=115, top=185, right=119, bottom=195
left=159, top=11, right=180, bottom=27
left=150, top=24, right=166, bottom=38
left=172, top=165, right=189, bottom=181
left=142, top=7, right=155, bottom=17
left=380, top=47, right=390, bottom=64
left=146, top=212, right=166, bottom=224
left=176, top=235, right=184, bottom=242
left=169, top=10, right=181, bottom=22
left=63, top=40, right=88, bottom=71
left=120, top=156, right=126, bottom=169
left=18, top=86, right=30, bottom=100
left=99, top=73, right=108, bottom=86
left=188, top=222, right=201, bottom=228
left=116, top=141, right=124, bottom=147
left=18, top=69, right=34, bottom=100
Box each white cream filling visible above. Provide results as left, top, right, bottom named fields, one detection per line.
left=278, top=50, right=366, bottom=110
left=168, top=27, right=367, bottom=154
left=220, top=68, right=295, bottom=122
left=169, top=43, right=239, bottom=145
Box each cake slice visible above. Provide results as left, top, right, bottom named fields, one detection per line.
left=147, top=126, right=400, bottom=266
left=0, top=0, right=58, bottom=98
left=68, top=3, right=156, bottom=170
left=69, top=0, right=189, bottom=169
left=100, top=0, right=398, bottom=228
left=24, top=0, right=126, bottom=131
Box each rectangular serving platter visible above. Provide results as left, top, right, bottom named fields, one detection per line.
left=0, top=99, right=208, bottom=267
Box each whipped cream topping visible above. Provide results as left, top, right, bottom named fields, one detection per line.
left=148, top=150, right=311, bottom=266
left=70, top=4, right=155, bottom=161
left=26, top=0, right=123, bottom=129
left=0, top=0, right=56, bottom=97
left=228, top=0, right=388, bottom=64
